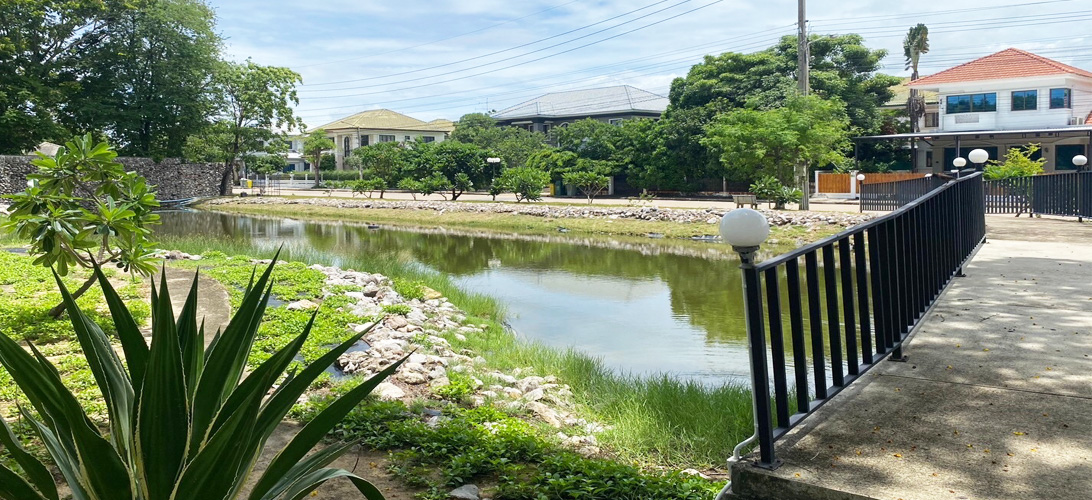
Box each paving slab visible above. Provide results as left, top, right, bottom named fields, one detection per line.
left=730, top=217, right=1092, bottom=500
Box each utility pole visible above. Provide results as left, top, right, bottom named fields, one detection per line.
left=796, top=0, right=810, bottom=210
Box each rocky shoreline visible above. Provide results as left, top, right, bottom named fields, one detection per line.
left=202, top=196, right=872, bottom=228
left=281, top=262, right=608, bottom=457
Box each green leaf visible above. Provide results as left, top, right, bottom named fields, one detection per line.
left=94, top=264, right=149, bottom=385
left=17, top=408, right=91, bottom=500
left=257, top=441, right=354, bottom=500
left=54, top=269, right=135, bottom=462
left=135, top=273, right=189, bottom=499
left=281, top=469, right=386, bottom=500
left=250, top=356, right=405, bottom=500
left=0, top=461, right=48, bottom=500
left=0, top=417, right=57, bottom=500
left=175, top=269, right=203, bottom=401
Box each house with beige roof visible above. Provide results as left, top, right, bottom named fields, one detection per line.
left=859, top=48, right=1092, bottom=173
left=492, top=85, right=668, bottom=135
left=312, top=109, right=455, bottom=170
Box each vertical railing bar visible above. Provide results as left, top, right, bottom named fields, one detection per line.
left=867, top=226, right=886, bottom=354
left=838, top=239, right=859, bottom=375
left=853, top=232, right=872, bottom=361
left=805, top=251, right=827, bottom=399
left=785, top=259, right=809, bottom=413
left=822, top=245, right=844, bottom=387
left=764, top=268, right=791, bottom=428
left=741, top=253, right=777, bottom=468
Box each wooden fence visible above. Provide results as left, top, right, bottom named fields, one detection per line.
left=815, top=172, right=928, bottom=197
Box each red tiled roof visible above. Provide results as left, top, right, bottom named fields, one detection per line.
left=909, top=48, right=1092, bottom=87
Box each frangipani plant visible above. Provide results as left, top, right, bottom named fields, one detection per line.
left=0, top=255, right=400, bottom=499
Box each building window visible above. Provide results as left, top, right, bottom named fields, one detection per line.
left=1050, top=88, right=1071, bottom=109
left=422, top=136, right=435, bottom=143
left=343, top=137, right=350, bottom=156
left=404, top=135, right=411, bottom=142
left=924, top=112, right=939, bottom=128
left=379, top=135, right=395, bottom=143
left=1056, top=144, right=1086, bottom=170
left=360, top=135, right=369, bottom=146
left=608, top=118, right=623, bottom=126
left=946, top=93, right=996, bottom=113
left=1011, top=90, right=1037, bottom=111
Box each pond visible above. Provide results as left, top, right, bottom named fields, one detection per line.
left=159, top=210, right=768, bottom=385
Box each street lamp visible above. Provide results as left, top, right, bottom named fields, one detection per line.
left=953, top=157, right=967, bottom=169
left=486, top=157, right=501, bottom=180
left=968, top=149, right=989, bottom=171
left=1074, top=154, right=1088, bottom=171
left=856, top=173, right=866, bottom=212
left=720, top=208, right=775, bottom=467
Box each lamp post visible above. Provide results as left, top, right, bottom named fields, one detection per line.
left=856, top=173, right=866, bottom=212
left=968, top=149, right=989, bottom=172
left=952, top=157, right=967, bottom=178
left=721, top=208, right=778, bottom=468
left=1074, top=154, right=1088, bottom=172
left=486, top=157, right=502, bottom=199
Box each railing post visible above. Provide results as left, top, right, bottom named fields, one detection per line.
left=738, top=248, right=780, bottom=469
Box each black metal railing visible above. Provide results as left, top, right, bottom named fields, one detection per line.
left=740, top=173, right=986, bottom=469
left=984, top=171, right=1091, bottom=220
left=860, top=175, right=947, bottom=211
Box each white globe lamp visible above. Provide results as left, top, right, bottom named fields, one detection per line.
left=968, top=149, right=989, bottom=168
left=1073, top=154, right=1088, bottom=169
left=953, top=157, right=967, bottom=168
left=720, top=208, right=770, bottom=256
left=856, top=173, right=866, bottom=181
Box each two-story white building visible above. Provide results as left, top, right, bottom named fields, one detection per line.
left=860, top=48, right=1092, bottom=173
left=311, top=109, right=455, bottom=170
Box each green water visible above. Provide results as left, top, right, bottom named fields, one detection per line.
left=159, top=210, right=761, bottom=383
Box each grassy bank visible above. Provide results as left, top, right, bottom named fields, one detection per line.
left=161, top=235, right=755, bottom=468
left=198, top=199, right=839, bottom=241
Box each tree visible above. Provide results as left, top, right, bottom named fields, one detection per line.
left=303, top=129, right=333, bottom=185
left=1, top=135, right=160, bottom=317
left=352, top=141, right=406, bottom=198
left=212, top=60, right=303, bottom=194
left=397, top=177, right=424, bottom=200
left=497, top=167, right=550, bottom=202
left=66, top=0, right=221, bottom=159
left=0, top=0, right=134, bottom=154
left=904, top=23, right=930, bottom=170
left=563, top=170, right=610, bottom=204
left=244, top=154, right=287, bottom=176
left=451, top=113, right=548, bottom=169
left=526, top=149, right=579, bottom=182
left=551, top=119, right=619, bottom=162
left=984, top=144, right=1045, bottom=180
left=415, top=141, right=490, bottom=201
left=703, top=94, right=850, bottom=186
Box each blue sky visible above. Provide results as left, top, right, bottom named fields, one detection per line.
left=204, top=0, right=1091, bottom=130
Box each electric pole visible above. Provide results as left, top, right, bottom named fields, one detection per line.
left=796, top=0, right=810, bottom=210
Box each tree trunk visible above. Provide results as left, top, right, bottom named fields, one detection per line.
left=48, top=274, right=99, bottom=319
left=219, top=163, right=234, bottom=196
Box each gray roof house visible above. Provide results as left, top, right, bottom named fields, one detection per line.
left=491, top=85, right=669, bottom=135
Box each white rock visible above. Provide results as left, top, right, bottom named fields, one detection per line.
left=285, top=299, right=318, bottom=311
left=448, top=484, right=480, bottom=500
left=374, top=382, right=404, bottom=401
left=399, top=371, right=427, bottom=385
left=523, top=388, right=545, bottom=402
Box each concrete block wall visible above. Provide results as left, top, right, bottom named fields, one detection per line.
left=0, top=156, right=227, bottom=201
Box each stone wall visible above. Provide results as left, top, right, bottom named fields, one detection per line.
left=0, top=156, right=227, bottom=201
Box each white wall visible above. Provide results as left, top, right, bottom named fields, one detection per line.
left=926, top=75, right=1092, bottom=132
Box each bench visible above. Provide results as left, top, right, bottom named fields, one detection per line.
left=734, top=194, right=758, bottom=209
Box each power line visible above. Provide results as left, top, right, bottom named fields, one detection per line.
left=301, top=0, right=689, bottom=88
left=296, top=0, right=726, bottom=101
left=293, top=0, right=582, bottom=70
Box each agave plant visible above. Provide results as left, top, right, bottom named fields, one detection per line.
left=0, top=256, right=402, bottom=499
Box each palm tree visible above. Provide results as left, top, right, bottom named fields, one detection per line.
left=904, top=24, right=930, bottom=170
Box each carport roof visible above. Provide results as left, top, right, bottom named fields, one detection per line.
left=855, top=125, right=1092, bottom=141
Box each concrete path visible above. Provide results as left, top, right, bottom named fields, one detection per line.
left=731, top=216, right=1092, bottom=500
left=152, top=267, right=232, bottom=346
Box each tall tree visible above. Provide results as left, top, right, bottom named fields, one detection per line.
left=212, top=60, right=303, bottom=194
left=303, top=129, right=333, bottom=185
left=67, top=0, right=221, bottom=158
left=904, top=23, right=930, bottom=170
left=703, top=94, right=850, bottom=184
left=451, top=113, right=548, bottom=169
left=0, top=0, right=134, bottom=153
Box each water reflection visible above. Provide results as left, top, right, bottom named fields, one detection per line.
left=159, top=211, right=754, bottom=383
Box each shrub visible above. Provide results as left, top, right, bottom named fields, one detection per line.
left=984, top=143, right=1046, bottom=180
left=382, top=304, right=412, bottom=316
left=562, top=170, right=610, bottom=204
left=497, top=167, right=549, bottom=203
left=749, top=175, right=803, bottom=210
left=392, top=277, right=427, bottom=300
left=0, top=257, right=402, bottom=499
left=397, top=178, right=424, bottom=200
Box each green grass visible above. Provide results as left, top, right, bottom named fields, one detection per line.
left=199, top=199, right=845, bottom=241
left=160, top=235, right=755, bottom=468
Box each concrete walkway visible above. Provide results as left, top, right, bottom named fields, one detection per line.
left=731, top=216, right=1092, bottom=500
